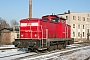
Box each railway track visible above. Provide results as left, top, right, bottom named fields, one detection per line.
left=18, top=46, right=90, bottom=60
left=0, top=41, right=90, bottom=60
left=16, top=41, right=90, bottom=60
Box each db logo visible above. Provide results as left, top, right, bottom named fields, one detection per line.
left=28, top=23, right=31, bottom=26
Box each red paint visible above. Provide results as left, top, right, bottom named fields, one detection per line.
left=20, top=15, right=71, bottom=39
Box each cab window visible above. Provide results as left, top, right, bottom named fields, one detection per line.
left=51, top=18, right=58, bottom=22
left=43, top=18, right=48, bottom=21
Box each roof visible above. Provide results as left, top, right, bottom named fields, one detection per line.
left=42, top=15, right=66, bottom=20
left=20, top=18, right=42, bottom=23
left=42, top=15, right=60, bottom=18
left=0, top=28, right=19, bottom=31
left=20, top=18, right=41, bottom=21
left=60, top=17, right=66, bottom=20
left=57, top=12, right=90, bottom=15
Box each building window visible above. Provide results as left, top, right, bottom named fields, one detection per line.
left=83, top=32, right=84, bottom=37
left=87, top=18, right=90, bottom=22
left=78, top=24, right=80, bottom=29
left=78, top=32, right=80, bottom=37
left=17, top=34, right=19, bottom=38
left=83, top=17, right=85, bottom=21
left=73, top=32, right=75, bottom=37
left=78, top=16, right=81, bottom=21
left=87, top=14, right=89, bottom=17
left=83, top=25, right=84, bottom=29
left=73, top=24, right=75, bottom=28
left=73, top=16, right=76, bottom=20
left=87, top=29, right=89, bottom=33
left=66, top=16, right=68, bottom=20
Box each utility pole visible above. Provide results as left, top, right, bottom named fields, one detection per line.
left=29, top=0, right=32, bottom=18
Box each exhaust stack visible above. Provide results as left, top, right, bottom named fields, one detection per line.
left=29, top=0, right=32, bottom=18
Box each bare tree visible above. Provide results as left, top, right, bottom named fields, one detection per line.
left=0, top=17, right=10, bottom=30
left=10, top=19, right=19, bottom=30
left=0, top=17, right=10, bottom=41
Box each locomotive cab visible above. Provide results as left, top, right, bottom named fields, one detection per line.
left=42, top=15, right=59, bottom=22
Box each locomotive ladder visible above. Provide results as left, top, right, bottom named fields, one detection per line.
left=41, top=25, right=48, bottom=48
left=30, top=25, right=48, bottom=48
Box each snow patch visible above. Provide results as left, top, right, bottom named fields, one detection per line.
left=21, top=46, right=90, bottom=60
left=0, top=45, right=15, bottom=49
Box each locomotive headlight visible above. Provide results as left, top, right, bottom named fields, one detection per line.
left=34, top=34, right=37, bottom=37
left=21, top=34, right=24, bottom=37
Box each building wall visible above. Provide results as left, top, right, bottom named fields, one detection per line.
left=57, top=12, right=90, bottom=41
left=11, top=32, right=18, bottom=43
left=0, top=33, right=1, bottom=45
left=1, top=29, right=18, bottom=45
left=1, top=32, right=11, bottom=45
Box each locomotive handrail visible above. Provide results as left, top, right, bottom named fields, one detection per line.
left=67, top=25, right=68, bottom=38
left=46, top=29, right=48, bottom=47
left=42, top=29, right=43, bottom=47
left=65, top=25, right=66, bottom=38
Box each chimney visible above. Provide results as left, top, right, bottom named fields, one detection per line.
left=68, top=10, right=70, bottom=14
left=64, top=12, right=67, bottom=14
left=29, top=0, right=32, bottom=18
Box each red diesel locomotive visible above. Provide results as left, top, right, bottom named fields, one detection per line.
left=14, top=15, right=74, bottom=51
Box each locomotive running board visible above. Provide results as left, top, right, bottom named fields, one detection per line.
left=38, top=48, right=47, bottom=50
left=47, top=38, right=74, bottom=42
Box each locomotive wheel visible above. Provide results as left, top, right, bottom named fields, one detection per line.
left=54, top=45, right=57, bottom=50
left=58, top=44, right=66, bottom=49
left=63, top=44, right=66, bottom=49
left=58, top=44, right=62, bottom=50
left=34, top=49, right=39, bottom=53
left=48, top=45, right=54, bottom=51
left=15, top=41, right=21, bottom=47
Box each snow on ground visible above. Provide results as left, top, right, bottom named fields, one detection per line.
left=0, top=45, right=19, bottom=55
left=0, top=47, right=37, bottom=60
left=0, top=45, right=15, bottom=49
left=0, top=52, right=37, bottom=60
left=60, top=49, right=90, bottom=60
left=74, top=41, right=83, bottom=43
left=66, top=44, right=84, bottom=48
left=0, top=48, right=29, bottom=57
left=0, top=45, right=90, bottom=60
left=0, top=49, right=18, bottom=54
left=66, top=44, right=77, bottom=48
left=0, top=50, right=24, bottom=58
left=21, top=46, right=90, bottom=60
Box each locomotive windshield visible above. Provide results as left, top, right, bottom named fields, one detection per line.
left=51, top=18, right=59, bottom=22
left=43, top=18, right=48, bottom=21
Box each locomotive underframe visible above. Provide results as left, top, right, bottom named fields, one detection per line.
left=14, top=38, right=74, bottom=51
